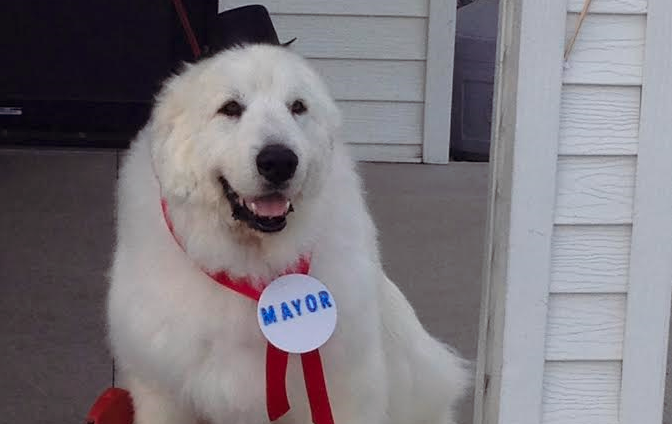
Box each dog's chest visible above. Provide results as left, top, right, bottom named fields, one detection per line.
left=173, top=302, right=270, bottom=416
left=177, top=305, right=314, bottom=422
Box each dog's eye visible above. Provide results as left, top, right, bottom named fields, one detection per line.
left=218, top=100, right=244, bottom=118
left=290, top=99, right=307, bottom=115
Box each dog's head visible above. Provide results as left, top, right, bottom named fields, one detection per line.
left=150, top=44, right=340, bottom=235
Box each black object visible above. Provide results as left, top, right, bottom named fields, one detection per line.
left=0, top=0, right=209, bottom=147
left=206, top=5, right=287, bottom=56
left=0, top=2, right=286, bottom=148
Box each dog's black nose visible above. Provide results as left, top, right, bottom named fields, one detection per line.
left=256, top=144, right=298, bottom=185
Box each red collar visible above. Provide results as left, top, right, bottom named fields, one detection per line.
left=160, top=198, right=311, bottom=300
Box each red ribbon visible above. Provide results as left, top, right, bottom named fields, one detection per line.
left=161, top=199, right=334, bottom=424
left=266, top=343, right=290, bottom=420
left=301, top=349, right=335, bottom=424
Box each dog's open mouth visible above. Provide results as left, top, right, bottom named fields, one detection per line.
left=218, top=176, right=294, bottom=233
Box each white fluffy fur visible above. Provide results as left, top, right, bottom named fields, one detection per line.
left=108, top=44, right=469, bottom=424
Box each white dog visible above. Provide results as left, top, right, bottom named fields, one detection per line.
left=108, top=43, right=469, bottom=424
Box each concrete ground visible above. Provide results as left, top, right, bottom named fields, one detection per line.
left=2, top=148, right=669, bottom=424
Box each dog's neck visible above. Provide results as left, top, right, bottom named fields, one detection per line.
left=161, top=193, right=322, bottom=286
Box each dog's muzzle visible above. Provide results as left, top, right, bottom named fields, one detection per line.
left=218, top=176, right=294, bottom=233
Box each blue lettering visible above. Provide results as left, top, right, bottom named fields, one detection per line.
left=260, top=306, right=277, bottom=326
left=281, top=302, right=294, bottom=320
left=291, top=299, right=302, bottom=316
left=318, top=291, right=333, bottom=309
left=305, top=294, right=318, bottom=312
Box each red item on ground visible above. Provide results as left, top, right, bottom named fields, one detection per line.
left=86, top=388, right=134, bottom=424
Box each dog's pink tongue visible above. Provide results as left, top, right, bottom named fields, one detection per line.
left=248, top=194, right=289, bottom=217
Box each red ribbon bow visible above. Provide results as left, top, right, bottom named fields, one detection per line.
left=161, top=199, right=334, bottom=424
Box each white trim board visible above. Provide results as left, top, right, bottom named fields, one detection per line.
left=473, top=1, right=567, bottom=424
left=422, top=0, right=457, bottom=164
left=619, top=1, right=672, bottom=423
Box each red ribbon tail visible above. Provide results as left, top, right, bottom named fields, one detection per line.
left=266, top=343, right=290, bottom=421
left=301, top=349, right=335, bottom=424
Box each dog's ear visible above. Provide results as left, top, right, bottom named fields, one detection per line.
left=148, top=72, right=200, bottom=199
left=281, top=37, right=297, bottom=48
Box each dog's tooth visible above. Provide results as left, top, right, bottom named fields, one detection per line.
left=285, top=200, right=291, bottom=211
left=249, top=202, right=257, bottom=213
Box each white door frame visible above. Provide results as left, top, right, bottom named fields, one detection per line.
left=620, top=2, right=672, bottom=422
left=474, top=1, right=672, bottom=424
left=473, top=1, right=567, bottom=423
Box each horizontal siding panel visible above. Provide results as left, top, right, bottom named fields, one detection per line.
left=273, top=15, right=427, bottom=60
left=563, top=14, right=645, bottom=85
left=546, top=293, right=626, bottom=360
left=311, top=59, right=425, bottom=102
left=559, top=85, right=640, bottom=155
left=567, top=0, right=647, bottom=14
left=555, top=156, right=636, bottom=225
left=551, top=225, right=631, bottom=293
left=220, top=0, right=429, bottom=17
left=543, top=361, right=621, bottom=424
left=339, top=101, right=423, bottom=145
left=348, top=144, right=421, bottom=163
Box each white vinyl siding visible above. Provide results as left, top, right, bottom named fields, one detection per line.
left=567, top=0, right=647, bottom=14
left=562, top=14, right=646, bottom=86
left=554, top=156, right=636, bottom=225
left=558, top=85, right=640, bottom=155
left=540, top=4, right=645, bottom=422
left=550, top=225, right=631, bottom=293
left=545, top=293, right=626, bottom=361
left=223, top=0, right=429, bottom=17
left=544, top=2, right=672, bottom=423
left=542, top=361, right=622, bottom=424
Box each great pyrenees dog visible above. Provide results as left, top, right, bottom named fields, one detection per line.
left=108, top=43, right=469, bottom=424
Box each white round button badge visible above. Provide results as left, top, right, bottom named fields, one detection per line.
left=257, top=274, right=337, bottom=354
